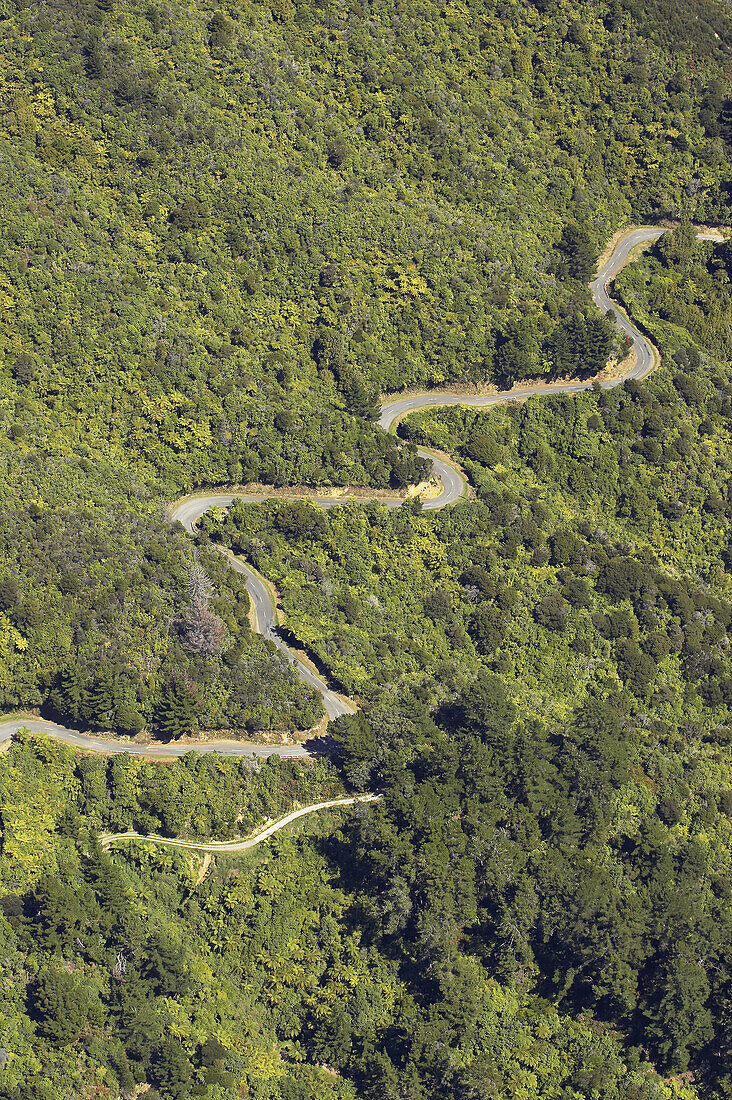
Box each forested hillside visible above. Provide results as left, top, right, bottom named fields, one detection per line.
left=4, top=0, right=732, bottom=1096
left=0, top=732, right=709, bottom=1100
left=193, top=229, right=732, bottom=1094
left=2, top=0, right=732, bottom=734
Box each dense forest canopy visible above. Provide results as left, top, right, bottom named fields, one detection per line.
left=3, top=0, right=732, bottom=1096
left=2, top=0, right=732, bottom=733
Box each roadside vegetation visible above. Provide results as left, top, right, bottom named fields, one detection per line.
left=0, top=731, right=710, bottom=1100
left=205, top=343, right=732, bottom=726
left=2, top=0, right=732, bottom=1095
left=2, top=0, right=732, bottom=737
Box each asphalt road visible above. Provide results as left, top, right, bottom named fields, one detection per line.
left=0, top=717, right=311, bottom=757
left=589, top=226, right=666, bottom=379
left=4, top=224, right=714, bottom=758
left=377, top=226, right=672, bottom=435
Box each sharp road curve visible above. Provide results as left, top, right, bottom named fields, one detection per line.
left=0, top=224, right=719, bottom=759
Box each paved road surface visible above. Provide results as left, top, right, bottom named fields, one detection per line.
left=0, top=717, right=311, bottom=757
left=589, top=226, right=666, bottom=379
left=377, top=226, right=675, bottom=436
left=4, top=224, right=717, bottom=758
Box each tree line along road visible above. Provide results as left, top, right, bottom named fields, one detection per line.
left=0, top=224, right=721, bottom=759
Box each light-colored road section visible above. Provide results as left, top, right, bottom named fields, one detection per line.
left=188, top=544, right=353, bottom=721
left=171, top=507, right=354, bottom=719
left=100, top=793, right=381, bottom=852
left=379, top=381, right=592, bottom=433
left=377, top=226, right=673, bottom=435
left=589, top=226, right=666, bottom=380
left=0, top=716, right=310, bottom=757
left=418, top=449, right=468, bottom=509
left=3, top=224, right=715, bottom=757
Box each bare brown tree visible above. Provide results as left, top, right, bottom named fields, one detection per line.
left=175, top=565, right=227, bottom=656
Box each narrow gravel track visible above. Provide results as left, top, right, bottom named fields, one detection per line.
left=99, top=793, right=381, bottom=852
left=1, top=224, right=715, bottom=758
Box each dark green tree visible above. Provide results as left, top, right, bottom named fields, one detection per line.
left=534, top=593, right=569, bottom=631
left=558, top=222, right=597, bottom=280
left=150, top=1038, right=193, bottom=1100
left=154, top=678, right=197, bottom=740
left=48, top=664, right=88, bottom=724
left=30, top=970, right=102, bottom=1045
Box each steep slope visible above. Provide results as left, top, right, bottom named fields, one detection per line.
left=2, top=0, right=731, bottom=736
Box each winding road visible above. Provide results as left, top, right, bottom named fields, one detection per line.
left=0, top=223, right=720, bottom=758
left=99, top=793, right=381, bottom=852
